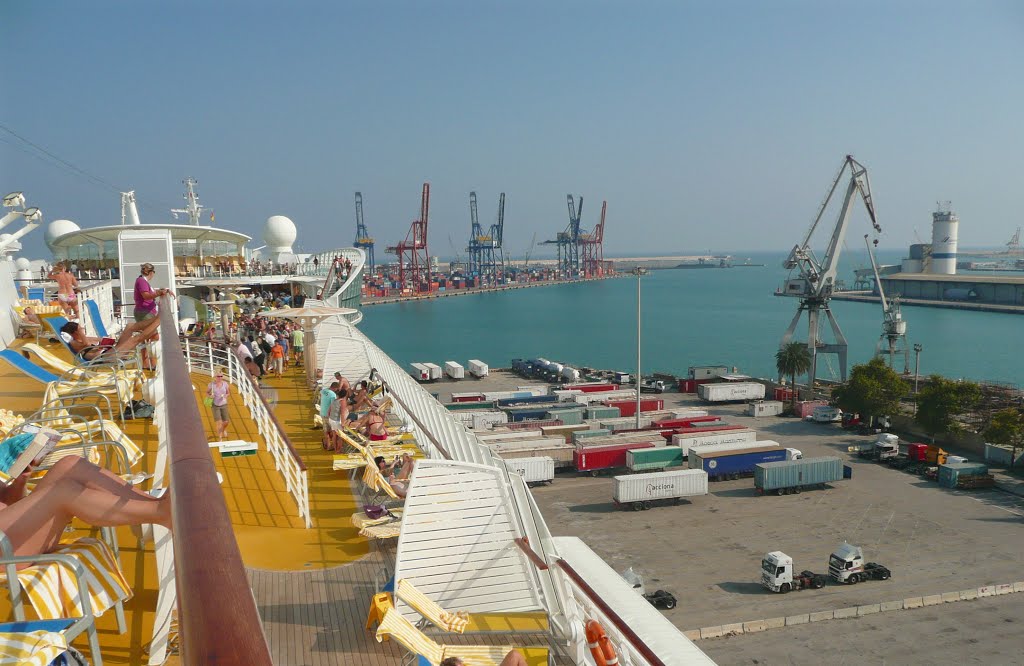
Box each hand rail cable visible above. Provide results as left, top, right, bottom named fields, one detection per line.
left=157, top=296, right=273, bottom=664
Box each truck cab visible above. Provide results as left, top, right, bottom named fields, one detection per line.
left=873, top=434, right=899, bottom=460
left=786, top=448, right=803, bottom=460
left=761, top=551, right=794, bottom=592
left=828, top=542, right=892, bottom=584
left=640, top=379, right=667, bottom=394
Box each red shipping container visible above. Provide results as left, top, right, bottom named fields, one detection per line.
left=795, top=400, right=828, bottom=419
left=565, top=383, right=617, bottom=393
left=574, top=442, right=656, bottom=474
left=604, top=399, right=664, bottom=418
left=450, top=394, right=484, bottom=403
left=774, top=387, right=796, bottom=402
left=908, top=443, right=928, bottom=461
left=678, top=379, right=697, bottom=393
left=652, top=416, right=722, bottom=428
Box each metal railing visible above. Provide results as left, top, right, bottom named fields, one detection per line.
left=156, top=296, right=273, bottom=664
left=180, top=337, right=311, bottom=527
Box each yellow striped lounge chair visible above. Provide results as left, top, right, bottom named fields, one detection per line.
left=0, top=629, right=67, bottom=666
left=395, top=578, right=470, bottom=633
left=375, top=607, right=539, bottom=666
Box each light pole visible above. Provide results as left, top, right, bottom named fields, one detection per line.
left=913, top=343, right=923, bottom=393
left=633, top=267, right=647, bottom=428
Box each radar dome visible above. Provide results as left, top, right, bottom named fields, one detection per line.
left=263, top=215, right=297, bottom=253
left=45, top=219, right=81, bottom=251
left=15, top=257, right=31, bottom=270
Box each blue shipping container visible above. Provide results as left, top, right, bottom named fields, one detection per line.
left=497, top=395, right=559, bottom=407
left=690, top=446, right=788, bottom=480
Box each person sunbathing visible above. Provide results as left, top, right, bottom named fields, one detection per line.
left=0, top=456, right=171, bottom=559
left=441, top=650, right=527, bottom=666
left=353, top=405, right=389, bottom=441
left=19, top=306, right=44, bottom=336
left=60, top=318, right=160, bottom=363
left=375, top=453, right=413, bottom=498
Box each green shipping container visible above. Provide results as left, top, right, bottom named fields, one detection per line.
left=754, top=457, right=843, bottom=491
left=546, top=409, right=583, bottom=425
left=572, top=429, right=612, bottom=444
left=586, top=406, right=621, bottom=419
left=444, top=401, right=498, bottom=411
left=627, top=446, right=684, bottom=471
left=938, top=462, right=988, bottom=488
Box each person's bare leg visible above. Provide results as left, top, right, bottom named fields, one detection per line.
left=37, top=457, right=160, bottom=502
left=115, top=317, right=161, bottom=352
left=499, top=650, right=528, bottom=666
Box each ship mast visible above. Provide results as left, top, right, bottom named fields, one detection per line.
left=171, top=177, right=208, bottom=225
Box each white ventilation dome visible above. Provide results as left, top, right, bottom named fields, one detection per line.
left=15, top=257, right=31, bottom=270
left=45, top=219, right=81, bottom=251
left=263, top=215, right=297, bottom=253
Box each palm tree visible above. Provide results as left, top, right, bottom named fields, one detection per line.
left=776, top=342, right=812, bottom=410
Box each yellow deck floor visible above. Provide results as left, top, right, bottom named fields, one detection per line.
left=0, top=339, right=373, bottom=663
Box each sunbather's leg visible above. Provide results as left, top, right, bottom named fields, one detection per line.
left=38, top=456, right=159, bottom=502
left=114, top=316, right=161, bottom=352
left=500, top=650, right=527, bottom=666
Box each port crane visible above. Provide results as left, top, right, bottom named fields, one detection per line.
left=779, top=155, right=881, bottom=385
left=544, top=194, right=583, bottom=278
left=579, top=200, right=607, bottom=277
left=354, top=192, right=375, bottom=272
left=466, top=192, right=506, bottom=286
left=864, top=234, right=910, bottom=373
left=385, top=183, right=431, bottom=291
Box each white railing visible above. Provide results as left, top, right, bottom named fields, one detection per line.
left=78, top=279, right=118, bottom=334
left=180, top=337, right=312, bottom=528
left=295, top=247, right=365, bottom=314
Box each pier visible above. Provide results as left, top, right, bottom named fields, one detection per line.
left=832, top=290, right=1024, bottom=314
left=362, top=274, right=623, bottom=306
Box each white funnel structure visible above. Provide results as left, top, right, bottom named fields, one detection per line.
left=930, top=204, right=958, bottom=275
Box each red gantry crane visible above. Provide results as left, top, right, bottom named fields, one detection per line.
left=386, top=183, right=432, bottom=291
left=580, top=200, right=607, bottom=277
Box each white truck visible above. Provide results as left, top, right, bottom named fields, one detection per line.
left=467, top=359, right=489, bottom=378
left=761, top=551, right=828, bottom=593
left=612, top=469, right=708, bottom=511
left=809, top=405, right=843, bottom=423
left=828, top=542, right=892, bottom=584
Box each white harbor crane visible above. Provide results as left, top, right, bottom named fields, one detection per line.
left=864, top=234, right=909, bottom=373
left=779, top=155, right=881, bottom=385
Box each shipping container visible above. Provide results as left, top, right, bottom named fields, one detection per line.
left=599, top=416, right=654, bottom=432
left=553, top=389, right=585, bottom=402
left=572, top=429, right=612, bottom=445
left=444, top=401, right=499, bottom=411
left=541, top=424, right=591, bottom=442
left=516, top=386, right=550, bottom=396
left=470, top=411, right=508, bottom=430
left=907, top=443, right=928, bottom=461
left=651, top=415, right=719, bottom=428
left=795, top=400, right=828, bottom=419
left=410, top=363, right=430, bottom=381
left=938, top=462, right=989, bottom=488
left=754, top=457, right=845, bottom=494
left=746, top=400, right=784, bottom=417
left=573, top=390, right=637, bottom=405
left=688, top=365, right=729, bottom=380
left=505, top=456, right=555, bottom=484
left=505, top=419, right=562, bottom=431
left=492, top=442, right=574, bottom=468
left=467, top=359, right=489, bottom=378
left=574, top=442, right=656, bottom=475
left=564, top=383, right=617, bottom=393
left=697, top=382, right=766, bottom=402
left=443, top=361, right=465, bottom=379
left=672, top=428, right=757, bottom=457
left=422, top=363, right=443, bottom=381
left=773, top=387, right=795, bottom=402
left=613, top=469, right=708, bottom=510
left=690, top=445, right=789, bottom=481
left=604, top=399, right=665, bottom=418
left=577, top=434, right=665, bottom=450
left=627, top=446, right=685, bottom=472
left=585, top=406, right=622, bottom=420
left=449, top=392, right=484, bottom=403
left=498, top=395, right=559, bottom=407
left=545, top=409, right=584, bottom=425
left=678, top=379, right=697, bottom=393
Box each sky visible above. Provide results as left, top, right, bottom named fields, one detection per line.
left=2, top=0, right=1023, bottom=261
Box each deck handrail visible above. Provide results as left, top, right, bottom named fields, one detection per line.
left=157, top=296, right=273, bottom=664
left=379, top=380, right=453, bottom=460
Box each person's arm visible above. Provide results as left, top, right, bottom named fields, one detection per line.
left=0, top=465, right=34, bottom=505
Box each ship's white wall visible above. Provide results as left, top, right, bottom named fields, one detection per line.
left=0, top=261, right=19, bottom=346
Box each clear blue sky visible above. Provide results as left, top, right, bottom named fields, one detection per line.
left=2, top=0, right=1022, bottom=260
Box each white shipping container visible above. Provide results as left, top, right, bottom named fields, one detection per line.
left=450, top=411, right=476, bottom=427
left=672, top=429, right=757, bottom=457
left=553, top=389, right=585, bottom=402
left=482, top=390, right=517, bottom=401
left=410, top=363, right=430, bottom=381
left=493, top=442, right=574, bottom=467
left=485, top=437, right=566, bottom=450
left=504, top=456, right=555, bottom=484
left=423, top=362, right=443, bottom=380
left=746, top=401, right=784, bottom=417
left=613, top=469, right=708, bottom=506
left=477, top=431, right=555, bottom=443
left=471, top=411, right=508, bottom=429
left=444, top=361, right=465, bottom=379
left=572, top=389, right=638, bottom=405
left=697, top=382, right=766, bottom=402
left=668, top=408, right=710, bottom=418
left=468, top=359, right=489, bottom=377
left=516, top=386, right=549, bottom=396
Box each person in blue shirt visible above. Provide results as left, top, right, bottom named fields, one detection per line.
left=320, top=382, right=340, bottom=449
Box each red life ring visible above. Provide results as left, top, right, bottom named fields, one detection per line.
left=585, top=619, right=619, bottom=666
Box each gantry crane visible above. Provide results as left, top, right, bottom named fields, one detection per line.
left=580, top=200, right=607, bottom=277
left=544, top=194, right=583, bottom=278
left=354, top=192, right=375, bottom=272
left=386, top=183, right=431, bottom=291
left=466, top=192, right=506, bottom=286
left=779, top=155, right=882, bottom=385
left=864, top=234, right=909, bottom=373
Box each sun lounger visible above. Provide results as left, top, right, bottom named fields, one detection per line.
left=396, top=578, right=470, bottom=633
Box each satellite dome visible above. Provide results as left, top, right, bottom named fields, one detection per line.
left=263, top=215, right=297, bottom=253
left=45, top=219, right=81, bottom=251
left=15, top=257, right=31, bottom=270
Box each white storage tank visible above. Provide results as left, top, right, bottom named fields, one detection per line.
left=410, top=363, right=430, bottom=381
left=560, top=366, right=581, bottom=382
left=468, top=359, right=489, bottom=378
left=930, top=205, right=959, bottom=275
left=423, top=363, right=443, bottom=380
left=444, top=361, right=465, bottom=380
left=504, top=456, right=555, bottom=484
left=613, top=469, right=708, bottom=510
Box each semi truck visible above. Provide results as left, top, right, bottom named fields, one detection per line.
left=688, top=445, right=801, bottom=482
left=855, top=433, right=900, bottom=461
left=760, top=551, right=828, bottom=593
left=613, top=469, right=708, bottom=511
left=754, top=456, right=845, bottom=494
left=828, top=542, right=892, bottom=584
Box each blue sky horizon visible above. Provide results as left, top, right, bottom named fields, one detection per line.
left=2, top=1, right=1022, bottom=260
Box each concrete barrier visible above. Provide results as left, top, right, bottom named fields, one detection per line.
left=684, top=629, right=701, bottom=641
left=765, top=616, right=786, bottom=630
left=904, top=597, right=924, bottom=609
left=743, top=620, right=767, bottom=633
left=996, top=584, right=1013, bottom=595
left=922, top=594, right=943, bottom=607
left=785, top=614, right=809, bottom=626
left=809, top=610, right=834, bottom=622
left=722, top=622, right=744, bottom=636
left=1015, top=581, right=1024, bottom=593
left=700, top=626, right=724, bottom=640
left=959, top=589, right=978, bottom=601
left=880, top=600, right=903, bottom=612
left=833, top=607, right=858, bottom=619
left=941, top=591, right=960, bottom=603
left=857, top=604, right=880, bottom=616
left=978, top=585, right=996, bottom=598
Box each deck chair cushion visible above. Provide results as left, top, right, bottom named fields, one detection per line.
left=396, top=579, right=469, bottom=633
left=0, top=629, right=68, bottom=666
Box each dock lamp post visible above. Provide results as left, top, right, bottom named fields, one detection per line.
left=633, top=267, right=648, bottom=429
left=913, top=343, right=923, bottom=394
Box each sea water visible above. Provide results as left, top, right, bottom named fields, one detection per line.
left=359, top=251, right=1021, bottom=385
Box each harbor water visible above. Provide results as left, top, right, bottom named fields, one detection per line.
left=359, top=251, right=1021, bottom=385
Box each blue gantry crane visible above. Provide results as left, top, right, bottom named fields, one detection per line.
left=354, top=192, right=375, bottom=272
left=466, top=192, right=506, bottom=286
left=544, top=194, right=583, bottom=278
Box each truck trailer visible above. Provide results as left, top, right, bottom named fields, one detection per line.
left=613, top=469, right=708, bottom=511
left=688, top=445, right=798, bottom=482
left=755, top=456, right=845, bottom=495
left=697, top=382, right=766, bottom=403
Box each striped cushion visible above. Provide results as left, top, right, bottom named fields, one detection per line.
left=0, top=630, right=67, bottom=666
left=375, top=608, right=443, bottom=664
left=4, top=538, right=131, bottom=620
left=396, top=579, right=470, bottom=633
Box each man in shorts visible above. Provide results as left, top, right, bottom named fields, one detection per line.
left=48, top=263, right=80, bottom=320
left=291, top=327, right=304, bottom=366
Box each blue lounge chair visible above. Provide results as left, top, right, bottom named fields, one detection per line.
left=83, top=300, right=110, bottom=339
left=0, top=348, right=60, bottom=383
